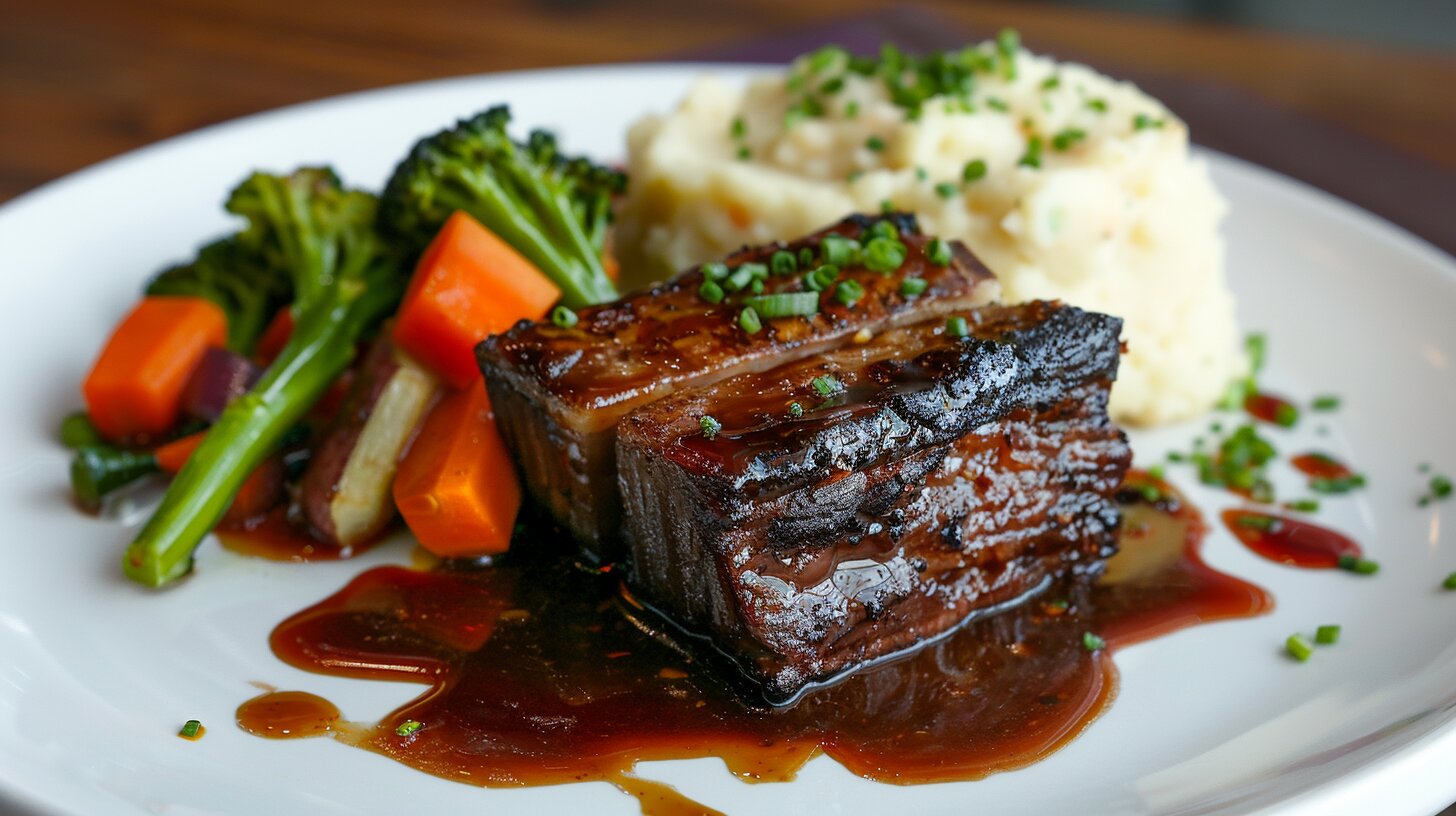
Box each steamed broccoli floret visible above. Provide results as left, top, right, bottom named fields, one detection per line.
left=145, top=238, right=291, bottom=355
left=124, top=167, right=406, bottom=587
left=380, top=106, right=625, bottom=308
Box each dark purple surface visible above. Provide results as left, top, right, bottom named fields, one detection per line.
left=674, top=7, right=1456, bottom=260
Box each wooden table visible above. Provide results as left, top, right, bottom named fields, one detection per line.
left=3, top=0, right=1455, bottom=204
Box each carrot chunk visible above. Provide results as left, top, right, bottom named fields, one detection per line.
left=83, top=296, right=228, bottom=441
left=393, top=211, right=560, bottom=389
left=254, top=308, right=294, bottom=367
left=153, top=431, right=207, bottom=474
left=393, top=380, right=521, bottom=557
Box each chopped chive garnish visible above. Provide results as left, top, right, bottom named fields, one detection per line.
left=730, top=116, right=746, bottom=138
left=1337, top=555, right=1379, bottom=575
left=1040, top=75, right=1060, bottom=91
left=862, top=237, right=908, bottom=273
left=749, top=278, right=765, bottom=294
left=698, top=280, right=725, bottom=304
left=699, top=415, right=722, bottom=439
left=1285, top=499, right=1320, bottom=513
left=551, top=306, right=579, bottom=329
left=865, top=220, right=898, bottom=241
left=1147, top=464, right=1166, bottom=481
left=1315, top=625, right=1341, bottom=645
left=804, top=264, right=840, bottom=292
left=1246, top=333, right=1267, bottom=376
left=1134, top=112, right=1165, bottom=130
left=1274, top=402, right=1300, bottom=427
left=901, top=277, right=928, bottom=297
left=722, top=268, right=752, bottom=292
left=962, top=159, right=988, bottom=182
left=1286, top=634, right=1313, bottom=662
left=915, top=166, right=928, bottom=181
left=820, top=77, right=844, bottom=95
left=798, top=246, right=816, bottom=267
left=805, top=45, right=845, bottom=73
left=179, top=720, right=202, bottom=739
left=1018, top=135, right=1044, bottom=169
left=395, top=720, right=423, bottom=737
left=926, top=238, right=953, bottom=266
left=985, top=97, right=1009, bottom=112
left=946, top=315, right=969, bottom=337
left=788, top=402, right=804, bottom=419
left=996, top=28, right=1020, bottom=80
left=743, top=291, right=820, bottom=318
left=723, top=263, right=767, bottom=292
left=844, top=100, right=860, bottom=119
left=811, top=374, right=843, bottom=397
left=701, top=262, right=729, bottom=281
left=880, top=199, right=895, bottom=213
left=1311, top=395, right=1340, bottom=411
left=770, top=250, right=798, bottom=276
left=1432, top=475, right=1453, bottom=499
left=1051, top=127, right=1086, bottom=151
left=738, top=306, right=763, bottom=334
left=1444, top=572, right=1456, bottom=590
left=1310, top=474, right=1366, bottom=494
left=820, top=235, right=862, bottom=267
left=865, top=135, right=886, bottom=152
left=1081, top=631, right=1106, bottom=652
left=736, top=146, right=751, bottom=161
left=1086, top=98, right=1108, bottom=113
left=933, top=182, right=957, bottom=199
left=833, top=280, right=865, bottom=307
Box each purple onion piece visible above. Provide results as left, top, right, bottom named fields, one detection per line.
left=182, top=347, right=261, bottom=422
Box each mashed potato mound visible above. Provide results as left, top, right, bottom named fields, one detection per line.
left=616, top=43, right=1243, bottom=425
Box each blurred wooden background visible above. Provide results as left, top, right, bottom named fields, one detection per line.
left=2, top=0, right=1455, bottom=203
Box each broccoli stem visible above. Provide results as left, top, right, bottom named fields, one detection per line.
left=440, top=169, right=616, bottom=308
left=122, top=287, right=396, bottom=587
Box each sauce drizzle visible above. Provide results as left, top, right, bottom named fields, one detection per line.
left=1221, top=509, right=1361, bottom=568
left=248, top=475, right=1269, bottom=813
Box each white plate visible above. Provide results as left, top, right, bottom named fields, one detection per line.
left=2, top=64, right=1455, bottom=816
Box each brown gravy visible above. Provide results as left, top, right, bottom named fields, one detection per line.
left=249, top=473, right=1270, bottom=812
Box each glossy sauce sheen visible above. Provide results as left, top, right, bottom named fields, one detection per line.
left=256, top=474, right=1269, bottom=808
left=1221, top=508, right=1362, bottom=568
left=1289, top=452, right=1355, bottom=481
left=215, top=508, right=388, bottom=562
left=1243, top=392, right=1297, bottom=425
left=236, top=690, right=344, bottom=738
left=482, top=214, right=995, bottom=415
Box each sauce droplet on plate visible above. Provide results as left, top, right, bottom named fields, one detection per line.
left=235, top=690, right=341, bottom=739
left=1221, top=508, right=1361, bottom=568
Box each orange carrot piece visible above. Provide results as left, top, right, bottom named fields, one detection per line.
left=393, top=380, right=521, bottom=557
left=221, top=456, right=286, bottom=526
left=392, top=211, right=560, bottom=389
left=83, top=296, right=228, bottom=441
left=154, top=431, right=207, bottom=474
left=254, top=308, right=294, bottom=366
left=154, top=430, right=282, bottom=524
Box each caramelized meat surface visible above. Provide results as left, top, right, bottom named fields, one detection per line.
left=616, top=301, right=1130, bottom=701
left=477, top=214, right=997, bottom=557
